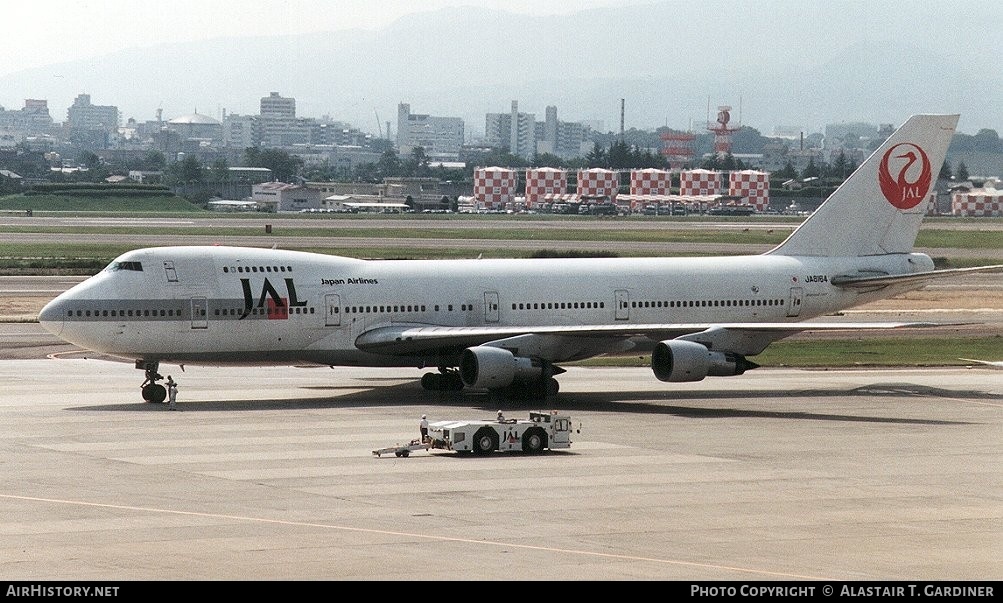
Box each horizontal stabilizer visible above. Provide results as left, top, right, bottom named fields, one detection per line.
left=832, top=264, right=1003, bottom=289
left=958, top=358, right=1003, bottom=369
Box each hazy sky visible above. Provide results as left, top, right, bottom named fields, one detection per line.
left=5, top=0, right=1003, bottom=134
left=3, top=0, right=639, bottom=77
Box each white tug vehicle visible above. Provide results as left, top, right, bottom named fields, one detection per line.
left=427, top=410, right=574, bottom=455
left=373, top=411, right=575, bottom=457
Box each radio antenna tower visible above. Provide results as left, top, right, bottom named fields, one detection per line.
left=709, top=105, right=741, bottom=155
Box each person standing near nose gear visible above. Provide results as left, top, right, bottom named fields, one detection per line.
left=166, top=376, right=178, bottom=410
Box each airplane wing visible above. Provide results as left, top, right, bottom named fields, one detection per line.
left=832, top=264, right=1003, bottom=290
left=355, top=321, right=951, bottom=359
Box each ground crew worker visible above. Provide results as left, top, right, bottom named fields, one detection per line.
left=419, top=415, right=429, bottom=442
left=497, top=410, right=505, bottom=422
left=166, top=375, right=178, bottom=410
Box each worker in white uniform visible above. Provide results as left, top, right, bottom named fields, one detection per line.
left=419, top=415, right=429, bottom=442
left=166, top=375, right=178, bottom=410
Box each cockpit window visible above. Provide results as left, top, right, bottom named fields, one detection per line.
left=105, top=261, right=144, bottom=272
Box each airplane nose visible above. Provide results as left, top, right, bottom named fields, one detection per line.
left=38, top=296, right=65, bottom=337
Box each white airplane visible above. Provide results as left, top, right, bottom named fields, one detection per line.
left=38, top=114, right=1003, bottom=403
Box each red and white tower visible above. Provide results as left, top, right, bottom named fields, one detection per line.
left=709, top=106, right=741, bottom=155
left=660, top=131, right=696, bottom=169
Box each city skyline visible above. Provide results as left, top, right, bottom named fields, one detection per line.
left=1, top=89, right=946, bottom=146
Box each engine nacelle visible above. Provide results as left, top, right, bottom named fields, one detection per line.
left=651, top=339, right=756, bottom=383
left=460, top=346, right=543, bottom=389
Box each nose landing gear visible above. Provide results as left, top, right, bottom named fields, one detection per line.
left=137, top=360, right=166, bottom=403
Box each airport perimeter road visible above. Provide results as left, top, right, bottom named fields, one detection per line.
left=3, top=214, right=1003, bottom=233
left=0, top=361, right=999, bottom=581
left=4, top=215, right=1003, bottom=261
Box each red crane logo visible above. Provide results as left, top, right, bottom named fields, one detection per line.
left=878, top=143, right=932, bottom=210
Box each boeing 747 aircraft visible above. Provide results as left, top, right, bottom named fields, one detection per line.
left=38, top=114, right=1002, bottom=403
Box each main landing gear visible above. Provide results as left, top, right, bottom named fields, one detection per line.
left=421, top=368, right=464, bottom=392
left=137, top=360, right=166, bottom=403
left=419, top=366, right=561, bottom=400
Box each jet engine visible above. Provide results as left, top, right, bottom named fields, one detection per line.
left=651, top=339, right=758, bottom=383
left=460, top=346, right=543, bottom=389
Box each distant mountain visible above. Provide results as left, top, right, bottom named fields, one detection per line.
left=2, top=1, right=999, bottom=136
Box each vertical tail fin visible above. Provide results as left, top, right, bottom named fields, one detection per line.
left=768, top=114, right=958, bottom=257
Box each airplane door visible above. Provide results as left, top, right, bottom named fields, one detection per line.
left=190, top=296, right=208, bottom=329
left=484, top=291, right=499, bottom=323
left=164, top=261, right=179, bottom=283
left=786, top=287, right=803, bottom=318
left=325, top=294, right=341, bottom=327
left=614, top=289, right=629, bottom=321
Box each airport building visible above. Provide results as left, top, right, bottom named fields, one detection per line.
left=524, top=167, right=568, bottom=207
left=728, top=170, right=770, bottom=211
left=473, top=166, right=518, bottom=209
left=629, top=168, right=672, bottom=196
left=307, top=177, right=449, bottom=212
left=251, top=181, right=322, bottom=212
left=680, top=169, right=722, bottom=196
left=576, top=167, right=619, bottom=202
left=618, top=168, right=673, bottom=211
left=952, top=185, right=1003, bottom=217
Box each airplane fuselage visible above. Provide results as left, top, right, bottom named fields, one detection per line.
left=39, top=245, right=934, bottom=367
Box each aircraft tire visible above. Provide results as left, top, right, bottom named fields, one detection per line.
left=447, top=374, right=465, bottom=391
left=142, top=384, right=167, bottom=403
left=421, top=372, right=464, bottom=392
left=420, top=373, right=438, bottom=390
